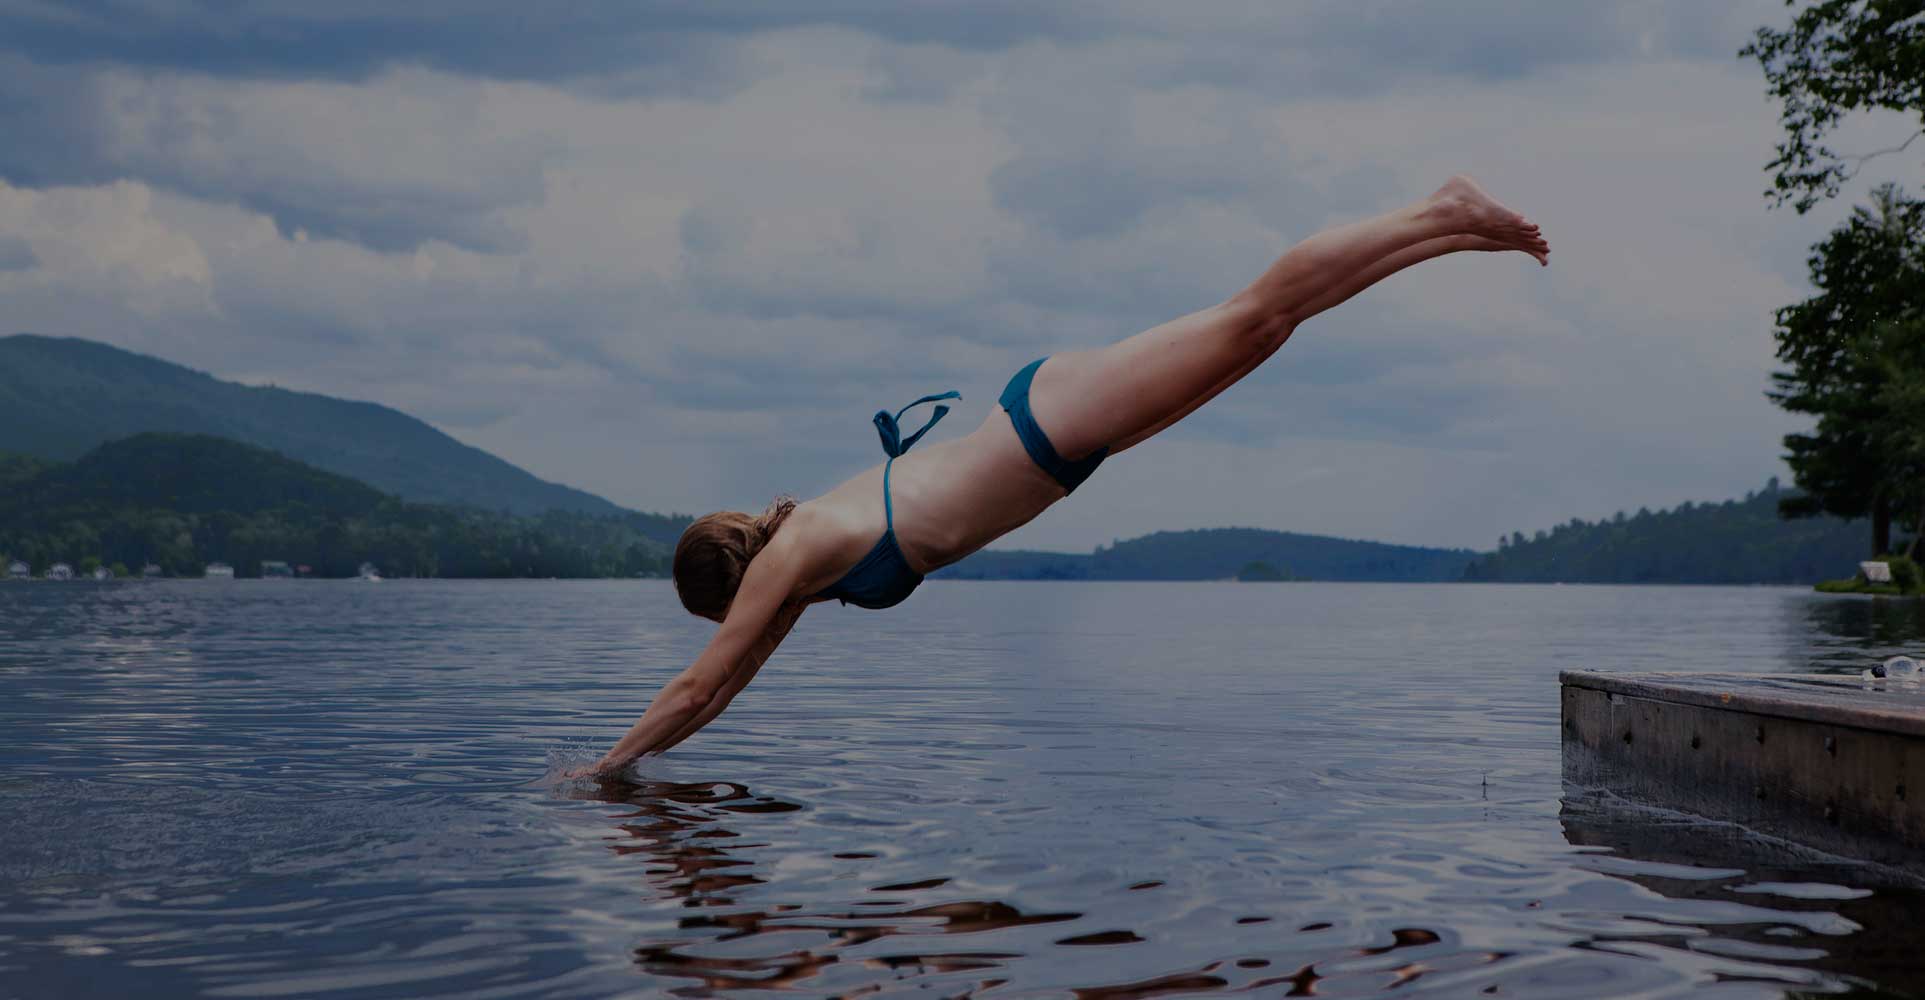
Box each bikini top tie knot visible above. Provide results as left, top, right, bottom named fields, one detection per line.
left=872, top=391, right=961, bottom=458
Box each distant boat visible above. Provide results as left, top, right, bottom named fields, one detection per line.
left=47, top=562, right=74, bottom=581
left=91, top=566, right=113, bottom=581
left=5, top=560, right=27, bottom=580
left=204, top=562, right=235, bottom=580
left=357, top=562, right=383, bottom=582
left=261, top=560, right=294, bottom=579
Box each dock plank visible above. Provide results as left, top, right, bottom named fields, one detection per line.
left=1561, top=670, right=1925, bottom=738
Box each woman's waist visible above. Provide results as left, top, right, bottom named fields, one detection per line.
left=886, top=420, right=1063, bottom=571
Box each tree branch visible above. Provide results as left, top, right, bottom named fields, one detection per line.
left=1837, top=129, right=1925, bottom=183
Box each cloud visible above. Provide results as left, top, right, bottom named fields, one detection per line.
left=0, top=2, right=1787, bottom=90
left=0, top=57, right=551, bottom=252
left=0, top=3, right=1847, bottom=550
left=0, top=233, right=36, bottom=271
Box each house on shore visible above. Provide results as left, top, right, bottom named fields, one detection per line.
left=47, top=562, right=74, bottom=581
left=261, top=560, right=294, bottom=579
left=6, top=560, right=28, bottom=580
left=204, top=562, right=235, bottom=579
left=91, top=566, right=113, bottom=581
left=141, top=564, right=163, bottom=578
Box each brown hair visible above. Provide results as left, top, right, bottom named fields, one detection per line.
left=673, top=496, right=797, bottom=621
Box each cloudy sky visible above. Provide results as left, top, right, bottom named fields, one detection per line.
left=1, top=1, right=1913, bottom=552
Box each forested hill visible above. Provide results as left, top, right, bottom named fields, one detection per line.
left=0, top=434, right=674, bottom=579
left=938, top=527, right=1478, bottom=582
left=0, top=333, right=651, bottom=520
left=7, top=433, right=387, bottom=518
left=1462, top=480, right=1867, bottom=584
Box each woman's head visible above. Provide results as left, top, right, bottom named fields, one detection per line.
left=673, top=496, right=796, bottom=621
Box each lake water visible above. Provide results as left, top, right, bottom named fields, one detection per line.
left=3, top=580, right=1923, bottom=998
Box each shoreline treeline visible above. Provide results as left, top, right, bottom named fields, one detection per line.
left=1463, top=479, right=1865, bottom=584
left=0, top=434, right=683, bottom=579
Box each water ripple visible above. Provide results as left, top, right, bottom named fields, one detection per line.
left=3, top=580, right=1923, bottom=996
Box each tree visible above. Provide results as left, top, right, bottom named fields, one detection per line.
left=1768, top=185, right=1925, bottom=553
left=1236, top=560, right=1289, bottom=582
left=1863, top=313, right=1925, bottom=554
left=1743, top=1, right=1925, bottom=213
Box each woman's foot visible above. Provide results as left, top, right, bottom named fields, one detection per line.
left=1427, top=175, right=1547, bottom=262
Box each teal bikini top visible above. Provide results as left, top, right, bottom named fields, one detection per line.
left=813, top=390, right=960, bottom=610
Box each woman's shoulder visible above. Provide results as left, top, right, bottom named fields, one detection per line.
left=776, top=495, right=887, bottom=599
left=768, top=501, right=847, bottom=584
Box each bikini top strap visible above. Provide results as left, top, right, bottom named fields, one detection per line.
left=883, top=458, right=896, bottom=531
left=871, top=390, right=960, bottom=532
left=872, top=391, right=961, bottom=458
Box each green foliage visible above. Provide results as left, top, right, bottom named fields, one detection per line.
left=1091, top=529, right=1474, bottom=582
left=940, top=529, right=1476, bottom=582
left=1462, top=480, right=1868, bottom=584
left=1766, top=186, right=1925, bottom=553
left=0, top=451, right=49, bottom=490
left=1236, top=560, right=1289, bottom=582
left=1749, top=7, right=1925, bottom=557
left=1882, top=554, right=1922, bottom=591
left=1743, top=1, right=1925, bottom=213
left=1815, top=555, right=1921, bottom=594
left=10, top=433, right=391, bottom=517
left=0, top=434, right=673, bottom=579
left=1863, top=314, right=1925, bottom=549
left=1815, top=577, right=1900, bottom=594
left=0, top=334, right=682, bottom=523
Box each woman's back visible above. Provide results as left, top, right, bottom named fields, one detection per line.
left=793, top=408, right=1067, bottom=602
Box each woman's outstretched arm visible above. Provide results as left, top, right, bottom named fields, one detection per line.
left=582, top=543, right=800, bottom=774
left=651, top=601, right=804, bottom=754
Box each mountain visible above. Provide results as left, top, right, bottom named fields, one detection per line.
left=1462, top=479, right=1867, bottom=584
left=0, top=434, right=673, bottom=579
left=938, top=527, right=1479, bottom=582
left=0, top=333, right=635, bottom=518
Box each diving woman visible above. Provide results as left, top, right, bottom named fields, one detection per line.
left=578, top=175, right=1548, bottom=775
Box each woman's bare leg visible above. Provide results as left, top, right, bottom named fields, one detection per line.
left=1109, top=234, right=1544, bottom=452
left=1029, top=176, right=1546, bottom=461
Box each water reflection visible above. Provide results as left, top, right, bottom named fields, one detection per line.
left=568, top=775, right=1073, bottom=993
left=567, top=775, right=1495, bottom=997
left=1559, top=787, right=1925, bottom=998
left=1795, top=594, right=1925, bottom=674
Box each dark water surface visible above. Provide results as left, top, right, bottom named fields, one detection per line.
left=3, top=581, right=1923, bottom=998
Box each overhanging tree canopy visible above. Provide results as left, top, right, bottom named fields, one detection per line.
left=1743, top=0, right=1925, bottom=213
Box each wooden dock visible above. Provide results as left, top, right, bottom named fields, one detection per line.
left=1560, top=670, right=1924, bottom=871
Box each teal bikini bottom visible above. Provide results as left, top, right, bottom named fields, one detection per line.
left=999, top=357, right=1107, bottom=493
